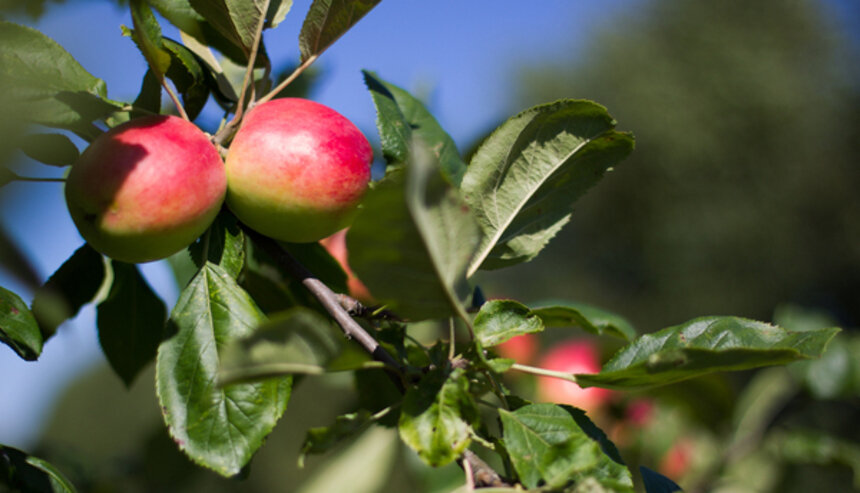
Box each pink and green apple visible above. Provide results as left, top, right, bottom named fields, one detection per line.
left=64, top=115, right=226, bottom=263
left=224, top=98, right=372, bottom=243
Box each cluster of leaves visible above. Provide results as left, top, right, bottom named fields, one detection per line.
left=0, top=1, right=843, bottom=492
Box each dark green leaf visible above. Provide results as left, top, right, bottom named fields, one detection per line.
left=31, top=244, right=105, bottom=340
left=156, top=262, right=291, bottom=476
left=363, top=71, right=466, bottom=183
left=561, top=405, right=625, bottom=466
left=399, top=367, right=478, bottom=467
left=218, top=307, right=341, bottom=385
left=0, top=167, right=15, bottom=188
left=133, top=69, right=162, bottom=114
left=576, top=316, right=841, bottom=390
left=279, top=241, right=348, bottom=295
left=299, top=0, right=380, bottom=63
left=499, top=403, right=633, bottom=490
left=531, top=300, right=636, bottom=342
left=129, top=0, right=172, bottom=78
left=462, top=100, right=634, bottom=276
left=0, top=286, right=42, bottom=360
left=348, top=139, right=481, bottom=321
left=97, top=261, right=167, bottom=387
left=640, top=466, right=683, bottom=493
left=189, top=209, right=245, bottom=279
left=0, top=21, right=122, bottom=129
left=474, top=299, right=544, bottom=347
left=298, top=410, right=371, bottom=467
left=18, top=133, right=79, bottom=167
left=162, top=36, right=211, bottom=120
left=0, top=444, right=77, bottom=493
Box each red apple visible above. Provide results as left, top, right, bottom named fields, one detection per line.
left=64, top=115, right=226, bottom=263
left=535, top=340, right=613, bottom=412
left=320, top=228, right=372, bottom=301
left=225, top=98, right=373, bottom=243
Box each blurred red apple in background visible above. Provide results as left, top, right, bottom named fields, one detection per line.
left=64, top=115, right=226, bottom=263
left=495, top=334, right=538, bottom=365
left=536, top=339, right=613, bottom=412
left=225, top=98, right=373, bottom=243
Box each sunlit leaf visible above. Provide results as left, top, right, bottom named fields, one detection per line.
left=462, top=100, right=634, bottom=276
left=474, top=299, right=544, bottom=347
left=156, top=262, right=291, bottom=476
left=576, top=316, right=841, bottom=390
left=363, top=70, right=466, bottom=183
left=97, top=261, right=167, bottom=387
left=399, top=367, right=478, bottom=467
left=499, top=403, right=633, bottom=490
left=188, top=0, right=267, bottom=54
left=189, top=209, right=245, bottom=279
left=299, top=0, right=380, bottom=62
left=128, top=0, right=172, bottom=78
left=531, top=300, right=636, bottom=341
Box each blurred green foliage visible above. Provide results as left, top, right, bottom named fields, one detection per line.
left=489, top=0, right=860, bottom=330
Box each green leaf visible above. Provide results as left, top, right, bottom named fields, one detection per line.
left=474, top=299, right=544, bottom=347
left=279, top=241, right=348, bottom=295
left=0, top=286, right=42, bottom=360
left=299, top=410, right=371, bottom=467
left=348, top=139, right=481, bottom=321
left=156, top=262, right=292, bottom=476
left=499, top=403, right=633, bottom=491
left=129, top=0, right=172, bottom=78
left=132, top=69, right=162, bottom=114
left=0, top=21, right=122, bottom=129
left=162, top=36, right=211, bottom=120
left=31, top=244, right=105, bottom=340
left=0, top=444, right=77, bottom=492
left=531, top=301, right=636, bottom=342
left=149, top=0, right=261, bottom=65
left=188, top=0, right=267, bottom=54
left=97, top=261, right=167, bottom=387
left=267, top=0, right=293, bottom=28
left=177, top=31, right=239, bottom=103
left=399, top=367, right=478, bottom=467
left=462, top=100, right=635, bottom=276
left=18, top=133, right=79, bottom=167
left=576, top=316, right=841, bottom=390
left=299, top=0, right=381, bottom=63
left=189, top=209, right=245, bottom=279
left=363, top=71, right=466, bottom=184
left=218, top=308, right=341, bottom=385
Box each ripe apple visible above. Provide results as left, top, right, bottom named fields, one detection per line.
left=225, top=98, right=373, bottom=243
left=535, top=339, right=613, bottom=412
left=64, top=115, right=226, bottom=263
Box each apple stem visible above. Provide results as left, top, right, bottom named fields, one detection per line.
left=256, top=54, right=318, bottom=106
left=162, top=79, right=190, bottom=121
left=232, top=0, right=271, bottom=126
left=509, top=363, right=580, bottom=384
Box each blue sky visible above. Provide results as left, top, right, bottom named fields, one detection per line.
left=1, top=0, right=858, bottom=450
left=0, top=0, right=632, bottom=448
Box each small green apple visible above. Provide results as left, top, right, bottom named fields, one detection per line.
left=225, top=98, right=373, bottom=243
left=64, top=115, right=226, bottom=263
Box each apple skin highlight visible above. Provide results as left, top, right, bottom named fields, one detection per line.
left=64, top=115, right=226, bottom=263
left=225, top=98, right=373, bottom=243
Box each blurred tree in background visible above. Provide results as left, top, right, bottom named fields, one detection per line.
left=490, top=0, right=860, bottom=330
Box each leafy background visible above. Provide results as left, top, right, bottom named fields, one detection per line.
left=0, top=0, right=859, bottom=491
